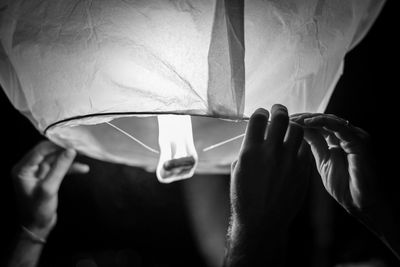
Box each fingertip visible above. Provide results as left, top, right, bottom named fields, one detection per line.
left=271, top=104, right=288, bottom=115
left=249, top=108, right=269, bottom=127
left=68, top=163, right=91, bottom=175
left=271, top=104, right=289, bottom=123
left=80, top=164, right=90, bottom=173
left=243, top=108, right=270, bottom=146
left=252, top=108, right=269, bottom=119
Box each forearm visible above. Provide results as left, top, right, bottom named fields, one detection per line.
left=223, top=221, right=287, bottom=267
left=7, top=226, right=51, bottom=267
left=8, top=240, right=44, bottom=267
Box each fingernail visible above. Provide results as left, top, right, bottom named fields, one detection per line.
left=253, top=108, right=269, bottom=117
left=81, top=165, right=90, bottom=173
left=272, top=104, right=288, bottom=114
left=255, top=108, right=268, bottom=114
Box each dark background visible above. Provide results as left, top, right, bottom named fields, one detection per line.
left=0, top=1, right=398, bottom=266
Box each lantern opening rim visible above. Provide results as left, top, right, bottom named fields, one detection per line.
left=43, top=111, right=250, bottom=135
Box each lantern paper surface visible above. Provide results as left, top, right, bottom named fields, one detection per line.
left=0, top=0, right=384, bottom=182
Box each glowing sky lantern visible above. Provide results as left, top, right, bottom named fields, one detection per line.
left=0, top=0, right=385, bottom=182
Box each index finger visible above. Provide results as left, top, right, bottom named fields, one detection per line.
left=303, top=115, right=356, bottom=142
left=242, top=108, right=269, bottom=149
left=41, top=148, right=76, bottom=194
left=14, top=141, right=62, bottom=174
left=290, top=113, right=323, bottom=125
left=266, top=104, right=289, bottom=147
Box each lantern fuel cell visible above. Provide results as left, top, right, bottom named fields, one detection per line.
left=156, top=115, right=198, bottom=183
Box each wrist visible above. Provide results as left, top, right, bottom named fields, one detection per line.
left=229, top=215, right=289, bottom=242
left=225, top=219, right=287, bottom=267
left=20, top=215, right=57, bottom=242
left=19, top=225, right=48, bottom=245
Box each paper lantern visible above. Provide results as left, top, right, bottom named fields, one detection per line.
left=0, top=0, right=384, bottom=182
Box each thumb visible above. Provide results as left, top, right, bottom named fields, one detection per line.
left=42, top=148, right=76, bottom=194
left=303, top=128, right=330, bottom=168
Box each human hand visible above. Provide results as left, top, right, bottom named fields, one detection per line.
left=291, top=113, right=378, bottom=215
left=230, top=104, right=312, bottom=243
left=12, top=141, right=89, bottom=238
left=291, top=113, right=400, bottom=259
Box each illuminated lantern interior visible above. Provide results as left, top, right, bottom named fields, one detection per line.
left=0, top=0, right=384, bottom=182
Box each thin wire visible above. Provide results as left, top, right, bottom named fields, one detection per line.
left=106, top=122, right=159, bottom=154
left=202, top=133, right=245, bottom=152
left=107, top=121, right=245, bottom=154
